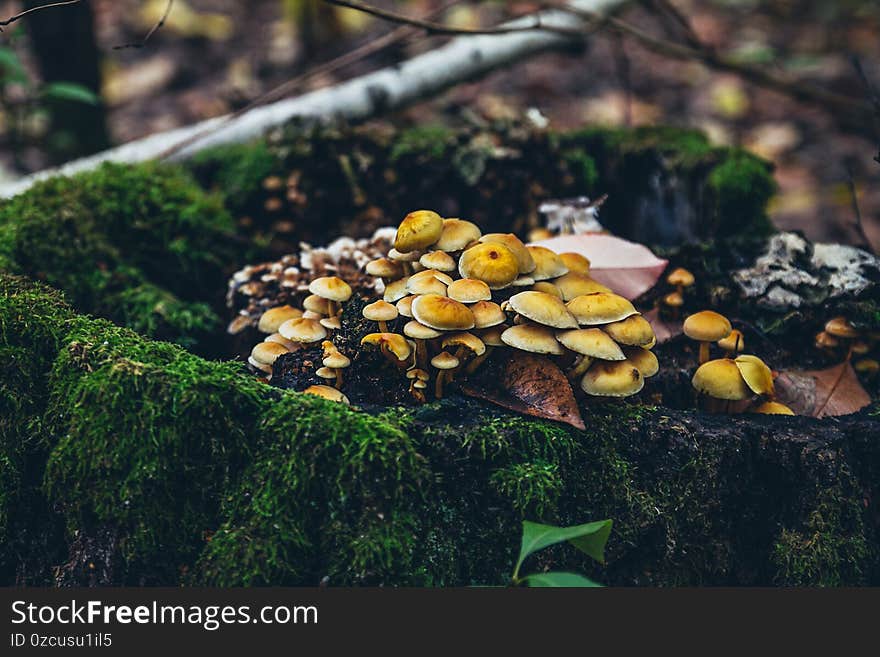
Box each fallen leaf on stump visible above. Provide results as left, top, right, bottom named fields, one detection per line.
left=775, top=361, right=870, bottom=418
left=530, top=233, right=668, bottom=300
left=461, top=352, right=585, bottom=429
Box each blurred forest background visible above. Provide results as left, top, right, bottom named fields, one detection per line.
left=0, top=0, right=878, bottom=247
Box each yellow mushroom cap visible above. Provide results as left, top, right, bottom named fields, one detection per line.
left=258, top=305, right=303, bottom=334
left=478, top=326, right=506, bottom=347
left=666, top=267, right=695, bottom=288
left=407, top=269, right=452, bottom=295
left=419, top=250, right=457, bottom=272
left=434, top=218, right=482, bottom=252
left=365, top=257, right=403, bottom=279
left=394, top=210, right=444, bottom=253
left=814, top=331, right=839, bottom=349
left=580, top=360, right=644, bottom=397
left=458, top=242, right=520, bottom=289
left=323, top=351, right=351, bottom=369
left=265, top=333, right=298, bottom=350
left=556, top=328, right=625, bottom=360
left=526, top=245, right=569, bottom=281
left=303, top=384, right=350, bottom=404
left=388, top=247, right=422, bottom=262
left=751, top=401, right=795, bottom=416
left=622, top=346, right=659, bottom=377
left=279, top=317, right=328, bottom=343
left=717, top=329, right=744, bottom=353
left=309, top=276, right=352, bottom=302
left=824, top=316, right=859, bottom=339
left=361, top=332, right=412, bottom=361
left=396, top=295, right=416, bottom=318
left=479, top=233, right=536, bottom=274
left=250, top=341, right=289, bottom=365
left=854, top=358, right=879, bottom=375
left=316, top=366, right=336, bottom=379
left=320, top=316, right=342, bottom=330
left=411, top=294, right=475, bottom=331
left=431, top=351, right=460, bottom=370
left=566, top=293, right=638, bottom=326
left=501, top=324, right=564, bottom=355
left=363, top=300, right=399, bottom=323
left=663, top=291, right=684, bottom=308
left=406, top=368, right=430, bottom=381
left=470, top=300, right=506, bottom=329
left=442, top=331, right=486, bottom=356
left=603, top=314, right=656, bottom=347
left=383, top=277, right=410, bottom=302
left=692, top=358, right=751, bottom=400
left=303, top=294, right=331, bottom=315
left=247, top=356, right=272, bottom=374
left=559, top=252, right=591, bottom=275
left=404, top=320, right=442, bottom=340
left=734, top=354, right=774, bottom=397
left=531, top=281, right=562, bottom=298
left=552, top=272, right=611, bottom=301
left=447, top=278, right=492, bottom=303
left=683, top=310, right=732, bottom=342
left=508, top=291, right=578, bottom=329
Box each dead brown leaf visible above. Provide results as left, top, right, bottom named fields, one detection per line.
left=642, top=307, right=683, bottom=344
left=775, top=361, right=870, bottom=418
left=460, top=352, right=585, bottom=430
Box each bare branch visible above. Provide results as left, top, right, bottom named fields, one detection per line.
left=113, top=0, right=174, bottom=50
left=0, top=0, right=81, bottom=30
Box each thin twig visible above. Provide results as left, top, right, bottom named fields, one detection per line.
left=845, top=163, right=875, bottom=254
left=643, top=0, right=704, bottom=51
left=323, top=0, right=584, bottom=37
left=113, top=0, right=174, bottom=50
left=814, top=358, right=849, bottom=418
left=0, top=0, right=80, bottom=30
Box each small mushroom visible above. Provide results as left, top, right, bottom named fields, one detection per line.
left=321, top=341, right=351, bottom=389
left=666, top=267, right=695, bottom=295
left=530, top=281, right=563, bottom=298
left=361, top=332, right=412, bottom=367
left=447, top=278, right=492, bottom=304
left=508, top=291, right=578, bottom=329
left=602, top=314, right=656, bottom=347
left=396, top=295, right=416, bottom=318
left=556, top=328, right=625, bottom=379
left=303, top=384, right=350, bottom=405
left=717, top=329, right=744, bottom=356
left=363, top=300, right=399, bottom=332
left=559, top=252, right=591, bottom=275
left=683, top=310, right=732, bottom=365
left=249, top=341, right=289, bottom=373
left=501, top=324, right=565, bottom=355
left=394, top=210, right=444, bottom=253
left=526, top=245, right=568, bottom=281
left=814, top=331, right=839, bottom=351
left=404, top=320, right=442, bottom=369
left=320, top=316, right=342, bottom=331
left=279, top=317, right=327, bottom=344
left=661, top=291, right=684, bottom=318
left=854, top=358, right=879, bottom=379
left=431, top=351, right=460, bottom=399
left=458, top=242, right=520, bottom=289
left=435, top=218, right=482, bottom=252
left=441, top=331, right=486, bottom=376
left=411, top=294, right=475, bottom=331
left=406, top=367, right=430, bottom=401
left=470, top=300, right=506, bottom=329
left=751, top=401, right=794, bottom=415
left=366, top=257, right=404, bottom=282
left=580, top=360, right=644, bottom=398
left=479, top=233, right=536, bottom=274
left=406, top=270, right=448, bottom=296
left=692, top=358, right=751, bottom=412
left=384, top=277, right=410, bottom=303
left=566, top=293, right=638, bottom=326
left=309, top=276, right=352, bottom=318
left=824, top=316, right=861, bottom=359
left=622, top=346, right=659, bottom=378
left=734, top=354, right=774, bottom=398
left=258, top=305, right=303, bottom=334
left=419, top=250, right=457, bottom=272
left=552, top=272, right=610, bottom=301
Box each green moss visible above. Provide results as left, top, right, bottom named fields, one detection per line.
left=188, top=141, right=281, bottom=215
left=707, top=151, right=776, bottom=238
left=561, top=147, right=599, bottom=191
left=389, top=125, right=456, bottom=162
left=490, top=460, right=563, bottom=518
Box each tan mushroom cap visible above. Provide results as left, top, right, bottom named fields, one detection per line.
left=247, top=356, right=272, bottom=374
left=531, top=281, right=562, bottom=298
left=406, top=368, right=430, bottom=381
left=508, top=291, right=578, bottom=329
left=419, top=250, right=457, bottom=272
left=404, top=320, right=442, bottom=340
left=478, top=326, right=506, bottom=346
left=409, top=267, right=454, bottom=286
left=603, top=314, right=656, bottom=347
left=309, top=276, right=352, bottom=302
left=363, top=300, right=399, bottom=323
left=361, top=332, right=412, bottom=361
left=447, top=278, right=492, bottom=304
left=825, top=316, right=859, bottom=339
left=458, top=242, right=520, bottom=289
left=566, top=293, right=638, bottom=326
left=470, top=300, right=506, bottom=329
left=526, top=245, right=568, bottom=281
left=396, top=295, right=416, bottom=318
left=556, top=328, right=625, bottom=361
left=692, top=358, right=751, bottom=400
left=406, top=275, right=447, bottom=296
left=323, top=351, right=351, bottom=369
left=511, top=276, right=535, bottom=287
left=663, top=291, right=684, bottom=308
left=251, top=341, right=289, bottom=365
left=442, top=331, right=486, bottom=356
left=303, top=294, right=331, bottom=315
left=258, top=305, right=303, bottom=333
left=580, top=360, right=644, bottom=397
left=316, top=366, right=336, bottom=380
left=279, top=317, right=327, bottom=343
left=559, top=252, right=591, bottom=275
left=734, top=354, right=774, bottom=396
left=435, top=218, right=482, bottom=252
left=302, top=310, right=323, bottom=320
left=394, top=210, right=444, bottom=253
left=501, top=324, right=564, bottom=355
left=479, top=233, right=536, bottom=274
left=751, top=401, right=795, bottom=416
left=388, top=247, right=422, bottom=262
left=622, top=346, right=659, bottom=377
left=552, top=272, right=611, bottom=301
left=383, top=277, right=410, bottom=302
left=683, top=310, right=732, bottom=342
left=303, top=384, right=350, bottom=404
left=717, top=329, right=744, bottom=353
left=411, top=294, right=475, bottom=331
left=815, top=331, right=839, bottom=349
left=264, top=333, right=298, bottom=350
left=366, top=257, right=404, bottom=279
left=666, top=267, right=695, bottom=288
left=431, top=351, right=460, bottom=370
left=320, top=316, right=342, bottom=330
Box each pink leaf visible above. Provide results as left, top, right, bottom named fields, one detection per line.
left=775, top=361, right=871, bottom=417
left=530, top=233, right=668, bottom=300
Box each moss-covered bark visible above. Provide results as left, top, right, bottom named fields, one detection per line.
left=1, top=274, right=877, bottom=586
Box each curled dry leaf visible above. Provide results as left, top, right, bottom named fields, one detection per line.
left=530, top=233, right=668, bottom=300
left=775, top=361, right=870, bottom=418
left=461, top=352, right=585, bottom=430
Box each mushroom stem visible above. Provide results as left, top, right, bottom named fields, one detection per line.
left=699, top=341, right=710, bottom=365
left=435, top=371, right=446, bottom=399
left=566, top=355, right=593, bottom=380
left=416, top=339, right=427, bottom=370
left=465, top=347, right=493, bottom=374
left=329, top=301, right=339, bottom=318
left=378, top=320, right=388, bottom=333
left=334, top=368, right=343, bottom=390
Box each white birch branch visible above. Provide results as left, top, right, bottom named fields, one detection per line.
left=0, top=0, right=623, bottom=198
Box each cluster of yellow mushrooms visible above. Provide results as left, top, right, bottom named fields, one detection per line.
left=247, top=210, right=660, bottom=404
left=815, top=316, right=879, bottom=381
left=684, top=309, right=793, bottom=415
